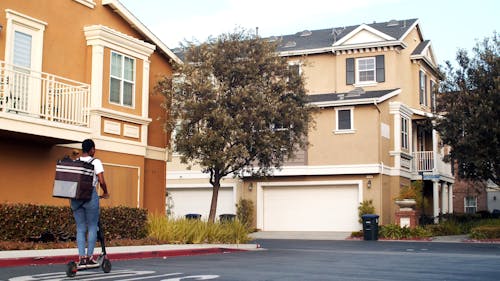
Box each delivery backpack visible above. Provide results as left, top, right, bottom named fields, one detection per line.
left=52, top=157, right=95, bottom=201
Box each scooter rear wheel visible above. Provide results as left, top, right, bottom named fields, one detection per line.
left=66, top=261, right=77, bottom=277
left=102, top=258, right=112, bottom=273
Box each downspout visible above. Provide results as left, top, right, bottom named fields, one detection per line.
left=373, top=100, right=384, bottom=220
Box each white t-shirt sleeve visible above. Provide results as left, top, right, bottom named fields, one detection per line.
left=92, top=158, right=104, bottom=175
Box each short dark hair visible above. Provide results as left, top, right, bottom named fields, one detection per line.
left=82, top=139, right=95, bottom=153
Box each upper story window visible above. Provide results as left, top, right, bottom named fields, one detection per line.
left=335, top=107, right=354, bottom=134
left=401, top=117, right=409, bottom=150
left=419, top=70, right=428, bottom=106
left=357, top=57, right=375, bottom=83
left=430, top=80, right=436, bottom=112
left=346, top=55, right=385, bottom=86
left=110, top=52, right=135, bottom=107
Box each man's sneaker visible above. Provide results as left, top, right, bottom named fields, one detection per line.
left=86, top=256, right=99, bottom=268
left=77, top=257, right=87, bottom=267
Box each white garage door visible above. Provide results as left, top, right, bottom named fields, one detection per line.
left=167, top=187, right=235, bottom=220
left=263, top=185, right=359, bottom=231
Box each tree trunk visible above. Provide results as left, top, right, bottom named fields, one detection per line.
left=208, top=181, right=220, bottom=223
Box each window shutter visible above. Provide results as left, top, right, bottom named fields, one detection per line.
left=346, top=58, right=354, bottom=85
left=376, top=55, right=385, bottom=82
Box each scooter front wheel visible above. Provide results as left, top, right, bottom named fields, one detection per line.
left=66, top=261, right=77, bottom=277
left=102, top=258, right=112, bottom=273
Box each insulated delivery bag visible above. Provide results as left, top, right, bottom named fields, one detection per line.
left=53, top=157, right=95, bottom=201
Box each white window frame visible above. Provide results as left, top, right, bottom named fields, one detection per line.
left=401, top=117, right=409, bottom=150
left=464, top=196, right=477, bottom=214
left=109, top=51, right=136, bottom=108
left=335, top=107, right=355, bottom=134
left=419, top=70, right=428, bottom=106
left=355, top=57, right=376, bottom=85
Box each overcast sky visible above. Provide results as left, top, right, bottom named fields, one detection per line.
left=120, top=0, right=498, bottom=66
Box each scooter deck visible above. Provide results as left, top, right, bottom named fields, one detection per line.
left=76, top=263, right=100, bottom=270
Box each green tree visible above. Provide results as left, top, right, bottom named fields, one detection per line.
left=157, top=29, right=313, bottom=222
left=435, top=32, right=499, bottom=185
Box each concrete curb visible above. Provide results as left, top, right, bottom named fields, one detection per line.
left=0, top=244, right=259, bottom=267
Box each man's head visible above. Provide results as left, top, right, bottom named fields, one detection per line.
left=82, top=139, right=95, bottom=155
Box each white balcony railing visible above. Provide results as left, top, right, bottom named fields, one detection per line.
left=412, top=151, right=434, bottom=172
left=0, top=61, right=90, bottom=127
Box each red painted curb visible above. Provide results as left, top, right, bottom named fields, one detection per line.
left=0, top=248, right=246, bottom=268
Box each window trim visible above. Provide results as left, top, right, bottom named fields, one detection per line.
left=334, top=107, right=355, bottom=134
left=109, top=51, right=136, bottom=108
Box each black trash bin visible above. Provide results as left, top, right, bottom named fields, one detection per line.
left=219, top=214, right=236, bottom=222
left=361, top=214, right=379, bottom=241
left=185, top=213, right=201, bottom=220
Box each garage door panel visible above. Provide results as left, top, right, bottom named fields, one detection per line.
left=263, top=185, right=359, bottom=231
left=168, top=187, right=234, bottom=220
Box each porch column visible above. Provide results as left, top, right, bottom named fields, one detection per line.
left=433, top=180, right=440, bottom=223
left=432, top=128, right=439, bottom=173
left=448, top=183, right=454, bottom=213
left=441, top=182, right=448, bottom=213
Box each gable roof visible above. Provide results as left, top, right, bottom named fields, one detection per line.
left=102, top=0, right=182, bottom=65
left=275, top=18, right=419, bottom=56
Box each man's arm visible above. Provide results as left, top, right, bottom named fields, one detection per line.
left=97, top=172, right=110, bottom=199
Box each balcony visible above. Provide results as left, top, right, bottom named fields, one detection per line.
left=0, top=61, right=90, bottom=126
left=0, top=61, right=91, bottom=143
left=412, top=151, right=453, bottom=179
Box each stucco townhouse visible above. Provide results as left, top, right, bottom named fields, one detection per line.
left=0, top=0, right=181, bottom=214
left=167, top=18, right=455, bottom=231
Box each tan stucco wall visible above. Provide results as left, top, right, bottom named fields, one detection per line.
left=0, top=0, right=174, bottom=213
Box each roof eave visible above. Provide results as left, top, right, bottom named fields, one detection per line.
left=278, top=47, right=333, bottom=57
left=309, top=89, right=401, bottom=107
left=332, top=41, right=407, bottom=52
left=102, top=0, right=183, bottom=65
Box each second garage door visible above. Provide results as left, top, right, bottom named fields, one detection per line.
left=167, top=186, right=235, bottom=220
left=262, top=184, right=360, bottom=231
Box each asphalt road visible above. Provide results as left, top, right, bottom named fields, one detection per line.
left=1, top=239, right=500, bottom=281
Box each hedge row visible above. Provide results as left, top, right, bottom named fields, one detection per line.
left=470, top=226, right=500, bottom=239
left=0, top=204, right=148, bottom=242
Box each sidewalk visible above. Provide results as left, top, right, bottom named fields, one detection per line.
left=0, top=244, right=260, bottom=267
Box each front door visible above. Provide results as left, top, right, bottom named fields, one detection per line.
left=5, top=10, right=46, bottom=115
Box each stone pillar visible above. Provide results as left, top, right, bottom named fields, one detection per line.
left=395, top=209, right=418, bottom=228
left=433, top=180, right=440, bottom=223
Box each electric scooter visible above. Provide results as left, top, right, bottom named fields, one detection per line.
left=65, top=219, right=112, bottom=277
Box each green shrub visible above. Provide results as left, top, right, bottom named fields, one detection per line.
left=379, top=224, right=403, bottom=239
left=0, top=203, right=148, bottom=242
left=358, top=200, right=375, bottom=223
left=427, top=220, right=464, bottom=236
left=470, top=226, right=500, bottom=239
left=147, top=214, right=251, bottom=244
left=236, top=199, right=254, bottom=230
left=379, top=224, right=432, bottom=239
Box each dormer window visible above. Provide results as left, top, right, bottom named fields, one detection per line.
left=346, top=55, right=385, bottom=86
